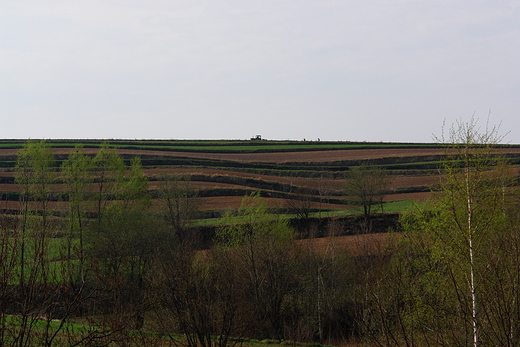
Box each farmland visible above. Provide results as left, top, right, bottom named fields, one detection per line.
left=4, top=139, right=519, bottom=220
left=2, top=138, right=520, bottom=346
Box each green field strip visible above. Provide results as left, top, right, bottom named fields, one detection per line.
left=0, top=140, right=447, bottom=152
left=1, top=140, right=519, bottom=154
left=381, top=199, right=418, bottom=213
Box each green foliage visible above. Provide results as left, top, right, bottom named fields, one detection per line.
left=214, top=193, right=298, bottom=339
left=87, top=203, right=170, bottom=278
left=15, top=140, right=56, bottom=190
left=15, top=140, right=57, bottom=222
left=216, top=192, right=293, bottom=248
left=120, top=156, right=150, bottom=207
left=369, top=118, right=518, bottom=346
left=62, top=144, right=93, bottom=202
left=91, top=143, right=125, bottom=221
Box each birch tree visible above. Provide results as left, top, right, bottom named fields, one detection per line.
left=437, top=118, right=510, bottom=347
left=377, top=118, right=513, bottom=346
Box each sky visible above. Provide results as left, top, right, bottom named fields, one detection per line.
left=1, top=1, right=519, bottom=143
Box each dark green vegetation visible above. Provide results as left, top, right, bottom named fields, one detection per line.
left=1, top=130, right=520, bottom=347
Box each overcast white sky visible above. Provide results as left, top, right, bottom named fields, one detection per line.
left=1, top=1, right=519, bottom=142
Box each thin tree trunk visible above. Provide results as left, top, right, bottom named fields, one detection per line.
left=465, top=150, right=478, bottom=347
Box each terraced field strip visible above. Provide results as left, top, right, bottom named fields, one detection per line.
left=0, top=139, right=441, bottom=152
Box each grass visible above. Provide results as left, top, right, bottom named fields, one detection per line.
left=1, top=235, right=81, bottom=285
left=382, top=199, right=420, bottom=213
left=0, top=314, right=350, bottom=347
left=192, top=200, right=413, bottom=227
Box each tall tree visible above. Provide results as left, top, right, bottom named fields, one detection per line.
left=91, top=143, right=125, bottom=228
left=372, top=118, right=514, bottom=347
left=12, top=141, right=84, bottom=346
left=120, top=156, right=149, bottom=209
left=157, top=174, right=197, bottom=242
left=15, top=140, right=56, bottom=288
left=344, top=164, right=391, bottom=230
left=215, top=192, right=296, bottom=339
left=61, top=144, right=92, bottom=282
left=435, top=117, right=510, bottom=347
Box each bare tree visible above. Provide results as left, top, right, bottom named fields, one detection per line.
left=344, top=164, right=391, bottom=230
left=157, top=174, right=197, bottom=242
left=285, top=186, right=313, bottom=221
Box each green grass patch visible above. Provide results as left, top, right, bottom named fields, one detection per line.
left=383, top=199, right=424, bottom=213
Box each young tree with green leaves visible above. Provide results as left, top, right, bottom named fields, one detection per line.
left=16, top=140, right=56, bottom=234
left=91, top=143, right=125, bottom=228
left=216, top=192, right=296, bottom=339
left=436, top=118, right=511, bottom=347
left=12, top=140, right=83, bottom=346
left=61, top=144, right=93, bottom=282
left=373, top=118, right=515, bottom=347
left=120, top=156, right=149, bottom=209
left=15, top=140, right=57, bottom=290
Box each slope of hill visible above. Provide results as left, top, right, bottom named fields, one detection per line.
left=1, top=139, right=519, bottom=219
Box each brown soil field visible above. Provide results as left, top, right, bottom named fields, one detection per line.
left=148, top=180, right=251, bottom=191
left=389, top=174, right=439, bottom=188
left=95, top=147, right=520, bottom=163
left=383, top=191, right=432, bottom=202
left=114, top=148, right=451, bottom=162
left=146, top=168, right=331, bottom=188
left=0, top=200, right=70, bottom=211
left=3, top=146, right=520, bottom=163
left=296, top=232, right=399, bottom=256
left=0, top=167, right=437, bottom=191
left=147, top=168, right=436, bottom=191
left=195, top=196, right=344, bottom=211
left=0, top=196, right=344, bottom=213
left=0, top=184, right=20, bottom=192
